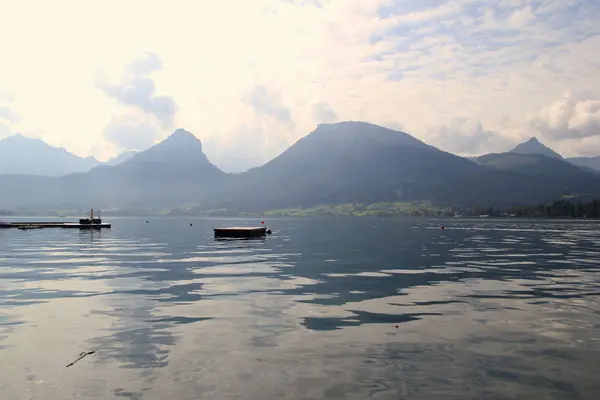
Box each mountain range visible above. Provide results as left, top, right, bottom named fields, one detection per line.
left=507, top=137, right=600, bottom=173
left=0, top=122, right=599, bottom=214
left=0, top=134, right=137, bottom=176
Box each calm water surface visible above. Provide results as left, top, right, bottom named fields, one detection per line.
left=0, top=217, right=599, bottom=399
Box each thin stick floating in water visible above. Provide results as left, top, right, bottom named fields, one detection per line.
left=66, top=351, right=95, bottom=368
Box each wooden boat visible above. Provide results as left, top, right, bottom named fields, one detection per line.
left=214, top=226, right=271, bottom=238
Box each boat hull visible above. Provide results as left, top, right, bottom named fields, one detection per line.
left=214, top=227, right=267, bottom=238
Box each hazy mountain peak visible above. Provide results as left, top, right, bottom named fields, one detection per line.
left=313, top=120, right=405, bottom=137
left=151, top=128, right=203, bottom=152
left=0, top=133, right=101, bottom=176
left=511, top=136, right=563, bottom=159
left=306, top=121, right=428, bottom=151
left=317, top=120, right=371, bottom=128
left=3, top=133, right=41, bottom=144
left=167, top=128, right=199, bottom=141
left=315, top=121, right=395, bottom=132
left=119, top=128, right=220, bottom=171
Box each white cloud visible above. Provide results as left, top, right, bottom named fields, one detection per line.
left=508, top=5, right=535, bottom=28
left=532, top=91, right=600, bottom=140
left=0, top=93, right=20, bottom=139
left=129, top=52, right=162, bottom=75
left=500, top=0, right=530, bottom=7
left=242, top=85, right=291, bottom=123
left=558, top=135, right=600, bottom=158
left=96, top=53, right=177, bottom=129
left=482, top=4, right=535, bottom=30
left=0, top=106, right=20, bottom=123
left=0, top=122, right=11, bottom=139
left=203, top=118, right=295, bottom=173
left=103, top=114, right=161, bottom=151
left=428, top=117, right=514, bottom=156
left=390, top=1, right=467, bottom=25
left=312, top=102, right=338, bottom=124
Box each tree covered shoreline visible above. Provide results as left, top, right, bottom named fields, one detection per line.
left=469, top=199, right=600, bottom=219
left=2, top=199, right=600, bottom=219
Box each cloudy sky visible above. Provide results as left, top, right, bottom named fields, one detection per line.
left=0, top=0, right=599, bottom=172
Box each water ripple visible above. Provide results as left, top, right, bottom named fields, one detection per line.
left=0, top=218, right=599, bottom=399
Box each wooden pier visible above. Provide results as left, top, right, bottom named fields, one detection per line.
left=0, top=222, right=112, bottom=230
left=0, top=209, right=111, bottom=230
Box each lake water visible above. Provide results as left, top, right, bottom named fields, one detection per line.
left=0, top=217, right=599, bottom=399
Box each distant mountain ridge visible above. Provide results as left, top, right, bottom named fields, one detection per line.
left=475, top=152, right=599, bottom=199
left=567, top=156, right=600, bottom=172
left=204, top=121, right=502, bottom=211
left=476, top=136, right=600, bottom=200
left=0, top=129, right=227, bottom=210
left=201, top=122, right=600, bottom=212
left=0, top=134, right=138, bottom=176
left=105, top=151, right=138, bottom=166
left=503, top=136, right=600, bottom=173
left=0, top=122, right=600, bottom=213
left=0, top=134, right=101, bottom=176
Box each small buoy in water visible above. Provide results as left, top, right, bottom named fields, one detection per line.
left=146, top=221, right=149, bottom=223
left=266, top=229, right=272, bottom=235
left=440, top=225, right=445, bottom=230
left=190, top=223, right=193, bottom=226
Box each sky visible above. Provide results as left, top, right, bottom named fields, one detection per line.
left=0, top=0, right=599, bottom=172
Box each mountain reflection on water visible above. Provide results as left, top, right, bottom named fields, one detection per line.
left=0, top=217, right=599, bottom=399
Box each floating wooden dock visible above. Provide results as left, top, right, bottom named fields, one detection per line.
left=214, top=226, right=270, bottom=238
left=0, top=222, right=111, bottom=229
left=0, top=209, right=111, bottom=230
